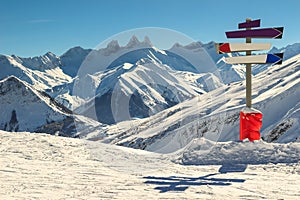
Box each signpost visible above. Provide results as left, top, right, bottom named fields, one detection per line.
left=216, top=43, right=271, bottom=54
left=225, top=53, right=283, bottom=64
left=238, top=19, right=261, bottom=29
left=226, top=27, right=284, bottom=39
left=216, top=18, right=284, bottom=141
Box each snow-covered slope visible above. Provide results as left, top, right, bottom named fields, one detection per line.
left=91, top=54, right=300, bottom=152
left=0, top=76, right=103, bottom=137
left=75, top=59, right=202, bottom=124
left=0, top=54, right=72, bottom=91
left=177, top=137, right=300, bottom=165
left=1, top=130, right=299, bottom=199
left=174, top=71, right=224, bottom=92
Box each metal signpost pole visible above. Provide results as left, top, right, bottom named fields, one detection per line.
left=245, top=18, right=252, bottom=108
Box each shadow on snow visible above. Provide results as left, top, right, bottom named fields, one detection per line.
left=144, top=164, right=247, bottom=193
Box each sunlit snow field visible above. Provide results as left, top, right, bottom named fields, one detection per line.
left=1, top=131, right=299, bottom=199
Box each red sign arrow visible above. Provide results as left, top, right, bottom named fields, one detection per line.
left=226, top=27, right=283, bottom=39
left=216, top=43, right=271, bottom=54
left=217, top=43, right=230, bottom=54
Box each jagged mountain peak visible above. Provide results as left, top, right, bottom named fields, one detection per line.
left=183, top=41, right=203, bottom=50
left=124, top=35, right=153, bottom=49
left=106, top=40, right=120, bottom=48
left=61, top=46, right=91, bottom=57
left=102, top=35, right=153, bottom=53
left=0, top=54, right=16, bottom=64
left=143, top=36, right=152, bottom=46
left=170, top=41, right=204, bottom=50
left=44, top=51, right=57, bottom=58
left=171, top=42, right=183, bottom=48
left=104, top=40, right=121, bottom=54
left=170, top=41, right=214, bottom=51
left=126, top=35, right=140, bottom=48
left=13, top=51, right=59, bottom=61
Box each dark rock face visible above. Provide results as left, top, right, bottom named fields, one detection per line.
left=4, top=110, right=19, bottom=132
left=35, top=117, right=77, bottom=137
left=82, top=90, right=151, bottom=125
left=81, top=85, right=182, bottom=125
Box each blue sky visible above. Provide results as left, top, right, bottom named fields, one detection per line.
left=0, top=0, right=298, bottom=57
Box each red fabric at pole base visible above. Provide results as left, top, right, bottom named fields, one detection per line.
left=240, top=111, right=263, bottom=141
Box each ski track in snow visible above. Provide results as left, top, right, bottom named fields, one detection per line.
left=0, top=131, right=299, bottom=199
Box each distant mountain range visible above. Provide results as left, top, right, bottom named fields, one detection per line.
left=0, top=36, right=299, bottom=145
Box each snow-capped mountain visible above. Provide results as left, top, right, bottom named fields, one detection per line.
left=0, top=76, right=103, bottom=137
left=0, top=54, right=72, bottom=91
left=67, top=37, right=247, bottom=125
left=60, top=46, right=92, bottom=77
left=91, top=53, right=300, bottom=152
left=74, top=36, right=154, bottom=76
left=174, top=71, right=224, bottom=92
left=73, top=36, right=240, bottom=82
left=269, top=43, right=300, bottom=60
left=12, top=52, right=61, bottom=71
left=53, top=37, right=226, bottom=121
left=75, top=59, right=203, bottom=124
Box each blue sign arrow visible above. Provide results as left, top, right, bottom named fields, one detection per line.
left=266, top=53, right=284, bottom=64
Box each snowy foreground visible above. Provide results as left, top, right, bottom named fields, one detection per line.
left=1, top=131, right=299, bottom=199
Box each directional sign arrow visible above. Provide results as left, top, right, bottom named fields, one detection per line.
left=215, top=43, right=271, bottom=54
left=226, top=27, right=284, bottom=39
left=238, top=19, right=261, bottom=29
left=225, top=53, right=283, bottom=64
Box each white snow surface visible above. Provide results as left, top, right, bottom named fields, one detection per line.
left=240, top=107, right=262, bottom=114
left=178, top=138, right=300, bottom=165
left=0, top=130, right=299, bottom=199
left=122, top=62, right=134, bottom=69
